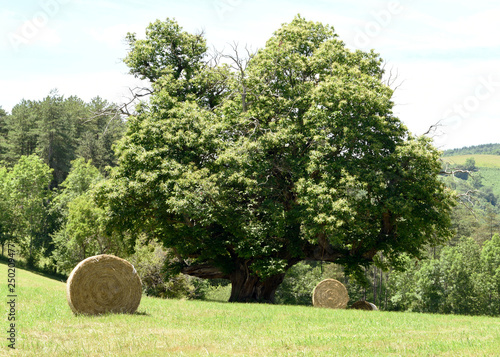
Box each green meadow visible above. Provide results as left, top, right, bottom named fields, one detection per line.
left=1, top=261, right=500, bottom=356
left=441, top=154, right=500, bottom=169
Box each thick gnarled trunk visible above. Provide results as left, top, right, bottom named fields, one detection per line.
left=182, top=261, right=287, bottom=303
left=229, top=265, right=286, bottom=303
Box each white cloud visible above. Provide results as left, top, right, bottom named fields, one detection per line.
left=389, top=59, right=500, bottom=149
left=87, top=23, right=143, bottom=49
left=37, top=26, right=62, bottom=46
left=443, top=8, right=500, bottom=48
left=0, top=71, right=148, bottom=113
left=344, top=4, right=500, bottom=54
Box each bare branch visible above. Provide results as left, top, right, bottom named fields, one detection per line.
left=382, top=63, right=405, bottom=93
left=439, top=168, right=476, bottom=176
left=117, top=85, right=153, bottom=117
left=422, top=119, right=445, bottom=137
left=76, top=84, right=152, bottom=138
left=222, top=42, right=255, bottom=112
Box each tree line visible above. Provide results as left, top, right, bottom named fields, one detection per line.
left=0, top=93, right=125, bottom=265
left=0, top=92, right=125, bottom=186
left=443, top=143, right=500, bottom=157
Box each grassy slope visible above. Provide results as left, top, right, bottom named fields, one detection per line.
left=441, top=154, right=500, bottom=169
left=441, top=154, right=500, bottom=197
left=478, top=167, right=500, bottom=198
left=1, top=262, right=500, bottom=356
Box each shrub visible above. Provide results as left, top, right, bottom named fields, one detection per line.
left=275, top=261, right=324, bottom=305
left=128, top=236, right=196, bottom=299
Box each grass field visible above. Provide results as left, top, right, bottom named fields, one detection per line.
left=441, top=154, right=500, bottom=169
left=2, top=261, right=500, bottom=356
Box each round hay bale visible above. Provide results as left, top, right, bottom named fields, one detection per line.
left=350, top=300, right=378, bottom=311
left=312, top=279, right=349, bottom=309
left=66, top=254, right=142, bottom=315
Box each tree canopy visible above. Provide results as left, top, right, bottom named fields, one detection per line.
left=6, top=154, right=53, bottom=265
left=100, top=16, right=456, bottom=302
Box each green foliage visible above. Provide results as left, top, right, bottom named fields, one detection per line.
left=0, top=166, right=15, bottom=248
left=101, top=16, right=455, bottom=302
left=6, top=154, right=53, bottom=265
left=275, top=261, right=324, bottom=305
left=386, top=255, right=418, bottom=311
left=0, top=92, right=126, bottom=272
left=198, top=281, right=232, bottom=302
left=124, top=18, right=207, bottom=83
left=384, top=236, right=500, bottom=316
left=128, top=236, right=196, bottom=299
left=464, top=157, right=477, bottom=171
left=474, top=167, right=500, bottom=198
left=76, top=97, right=126, bottom=173
left=478, top=234, right=500, bottom=314
left=52, top=157, right=103, bottom=217
left=35, top=92, right=78, bottom=187
left=0, top=107, right=7, bottom=161
left=440, top=238, right=482, bottom=314
left=441, top=164, right=500, bottom=245
left=1, top=100, right=39, bottom=164
left=51, top=194, right=107, bottom=273
left=50, top=158, right=126, bottom=273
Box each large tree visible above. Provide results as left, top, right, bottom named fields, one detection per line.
left=100, top=16, right=455, bottom=302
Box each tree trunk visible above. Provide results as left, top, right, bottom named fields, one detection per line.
left=379, top=268, right=383, bottom=308
left=228, top=263, right=286, bottom=303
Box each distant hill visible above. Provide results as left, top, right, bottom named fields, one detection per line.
left=441, top=144, right=500, bottom=199
left=441, top=154, right=500, bottom=169
left=442, top=143, right=500, bottom=157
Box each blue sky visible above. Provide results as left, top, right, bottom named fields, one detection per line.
left=1, top=0, right=499, bottom=149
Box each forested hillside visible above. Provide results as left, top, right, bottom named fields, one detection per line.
left=443, top=143, right=500, bottom=157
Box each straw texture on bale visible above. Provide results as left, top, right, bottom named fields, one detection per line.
left=350, top=300, right=378, bottom=311
left=66, top=254, right=142, bottom=315
left=312, top=279, right=349, bottom=309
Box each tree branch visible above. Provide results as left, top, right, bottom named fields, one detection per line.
left=181, top=263, right=228, bottom=279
